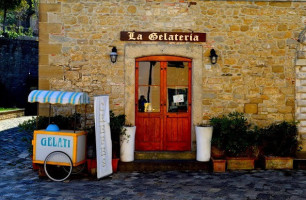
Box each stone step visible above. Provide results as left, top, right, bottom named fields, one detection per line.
left=118, top=159, right=210, bottom=172
left=135, top=151, right=196, bottom=160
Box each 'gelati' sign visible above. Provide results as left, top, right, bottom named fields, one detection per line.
left=120, top=31, right=206, bottom=42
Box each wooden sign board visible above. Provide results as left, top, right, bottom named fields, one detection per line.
left=120, top=31, right=206, bottom=42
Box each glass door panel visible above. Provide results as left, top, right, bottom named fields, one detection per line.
left=167, top=62, right=188, bottom=86
left=167, top=87, right=188, bottom=113
left=167, top=62, right=189, bottom=113
left=138, top=86, right=160, bottom=112
left=138, top=62, right=160, bottom=85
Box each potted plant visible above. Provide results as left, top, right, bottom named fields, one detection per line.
left=209, top=117, right=227, bottom=172
left=258, top=121, right=300, bottom=169
left=210, top=112, right=258, bottom=170
left=109, top=111, right=126, bottom=171
left=120, top=123, right=136, bottom=162
left=195, top=123, right=213, bottom=162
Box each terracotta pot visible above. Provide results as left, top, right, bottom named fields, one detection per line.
left=212, top=158, right=226, bottom=172
left=226, top=157, right=255, bottom=170
left=87, top=159, right=97, bottom=172
left=112, top=158, right=120, bottom=173
left=265, top=156, right=293, bottom=169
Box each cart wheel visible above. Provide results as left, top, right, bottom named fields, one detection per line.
left=44, top=151, right=72, bottom=182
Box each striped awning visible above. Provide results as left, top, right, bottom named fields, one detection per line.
left=28, top=90, right=90, bottom=105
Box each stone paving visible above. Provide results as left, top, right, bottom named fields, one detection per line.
left=1, top=117, right=306, bottom=200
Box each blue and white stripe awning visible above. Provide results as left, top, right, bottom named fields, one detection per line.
left=28, top=90, right=90, bottom=105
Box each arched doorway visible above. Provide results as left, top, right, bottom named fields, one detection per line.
left=135, top=56, right=192, bottom=151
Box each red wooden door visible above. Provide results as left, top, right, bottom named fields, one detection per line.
left=135, top=56, right=191, bottom=151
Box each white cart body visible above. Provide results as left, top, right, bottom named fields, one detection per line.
left=32, top=130, right=87, bottom=166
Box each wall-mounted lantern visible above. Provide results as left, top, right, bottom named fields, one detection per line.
left=209, top=49, right=218, bottom=65
left=110, top=47, right=118, bottom=63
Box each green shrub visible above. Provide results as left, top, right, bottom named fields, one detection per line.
left=210, top=112, right=258, bottom=157
left=258, top=121, right=300, bottom=157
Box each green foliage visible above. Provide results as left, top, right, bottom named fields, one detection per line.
left=210, top=112, right=258, bottom=157
left=0, top=0, right=35, bottom=37
left=258, top=121, right=300, bottom=157
left=0, top=24, right=33, bottom=38
left=109, top=111, right=125, bottom=158
left=0, top=0, right=22, bottom=11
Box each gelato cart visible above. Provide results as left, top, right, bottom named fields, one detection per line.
left=28, top=90, right=90, bottom=181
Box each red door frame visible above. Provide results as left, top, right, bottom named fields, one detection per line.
left=135, top=56, right=192, bottom=151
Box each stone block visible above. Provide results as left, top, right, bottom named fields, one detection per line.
left=278, top=106, right=292, bottom=113
left=39, top=44, right=62, bottom=54
left=277, top=24, right=288, bottom=31
left=244, top=104, right=258, bottom=114
left=272, top=65, right=284, bottom=73
left=230, top=25, right=240, bottom=31
left=39, top=23, right=62, bottom=34
left=39, top=65, right=63, bottom=78
left=39, top=55, right=49, bottom=65
left=203, top=93, right=217, bottom=99
left=40, top=3, right=61, bottom=13
left=300, top=107, right=306, bottom=113
left=250, top=98, right=263, bottom=104
left=39, top=32, right=49, bottom=43
left=63, top=16, right=77, bottom=25
left=39, top=78, right=50, bottom=90
left=78, top=16, right=88, bottom=24
left=296, top=59, right=306, bottom=66
left=72, top=3, right=84, bottom=13
left=269, top=2, right=292, bottom=7
left=240, top=25, right=249, bottom=32
left=65, top=71, right=80, bottom=80
left=297, top=86, right=306, bottom=93
left=263, top=87, right=279, bottom=95
left=297, top=100, right=306, bottom=107
left=297, top=114, right=306, bottom=120
left=286, top=99, right=294, bottom=106
left=39, top=13, right=48, bottom=23
left=127, top=6, right=137, bottom=13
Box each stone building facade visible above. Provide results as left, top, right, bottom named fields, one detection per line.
left=39, top=0, right=306, bottom=151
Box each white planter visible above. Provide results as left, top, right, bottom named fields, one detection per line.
left=196, top=126, right=213, bottom=162
left=120, top=126, right=136, bottom=162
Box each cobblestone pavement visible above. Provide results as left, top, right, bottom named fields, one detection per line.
left=1, top=117, right=306, bottom=200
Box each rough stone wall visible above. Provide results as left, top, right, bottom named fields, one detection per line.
left=39, top=0, right=305, bottom=126
left=0, top=38, right=38, bottom=114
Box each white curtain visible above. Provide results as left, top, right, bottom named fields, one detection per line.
left=94, top=95, right=112, bottom=179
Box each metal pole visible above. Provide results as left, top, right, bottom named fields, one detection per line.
left=48, top=104, right=51, bottom=124
left=74, top=105, right=77, bottom=133
left=36, top=103, right=39, bottom=130
left=84, top=104, right=87, bottom=128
